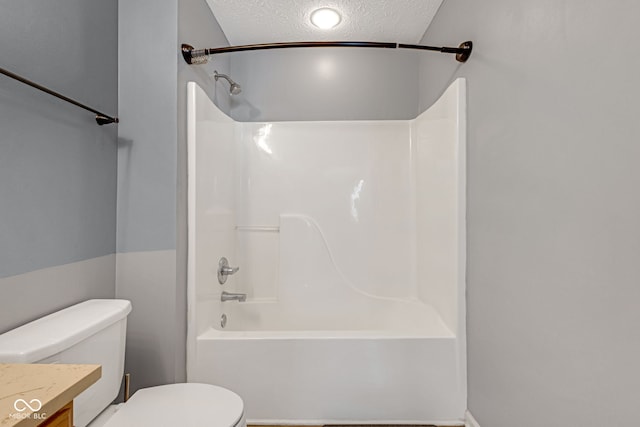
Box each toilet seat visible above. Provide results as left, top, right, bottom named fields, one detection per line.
left=102, top=383, right=244, bottom=427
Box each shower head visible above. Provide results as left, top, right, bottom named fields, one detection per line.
left=214, top=71, right=242, bottom=95
left=229, top=82, right=242, bottom=95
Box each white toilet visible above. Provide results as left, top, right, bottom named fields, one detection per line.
left=0, top=299, right=245, bottom=427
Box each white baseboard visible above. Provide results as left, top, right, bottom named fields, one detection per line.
left=465, top=410, right=481, bottom=427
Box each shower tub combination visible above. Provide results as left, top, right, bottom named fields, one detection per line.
left=187, top=79, right=466, bottom=424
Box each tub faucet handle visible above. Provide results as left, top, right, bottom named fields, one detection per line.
left=218, top=257, right=239, bottom=284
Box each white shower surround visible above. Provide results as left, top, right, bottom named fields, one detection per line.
left=187, top=80, right=467, bottom=423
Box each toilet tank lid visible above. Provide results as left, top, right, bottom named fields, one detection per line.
left=0, top=299, right=132, bottom=363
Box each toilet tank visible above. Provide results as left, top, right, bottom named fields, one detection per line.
left=0, top=299, right=132, bottom=427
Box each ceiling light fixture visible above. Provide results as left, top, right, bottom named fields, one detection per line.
left=310, top=8, right=341, bottom=29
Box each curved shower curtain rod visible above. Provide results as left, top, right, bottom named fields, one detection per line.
left=181, top=40, right=473, bottom=65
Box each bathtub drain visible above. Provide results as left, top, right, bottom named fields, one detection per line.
left=220, top=314, right=227, bottom=328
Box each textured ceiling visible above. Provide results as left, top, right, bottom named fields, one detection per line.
left=205, top=0, right=444, bottom=46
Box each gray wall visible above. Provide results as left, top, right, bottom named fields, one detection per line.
left=0, top=0, right=117, bottom=330
left=117, top=0, right=179, bottom=393
left=117, top=0, right=229, bottom=392
left=230, top=48, right=420, bottom=121
left=117, top=0, right=178, bottom=254
left=418, top=1, right=640, bottom=426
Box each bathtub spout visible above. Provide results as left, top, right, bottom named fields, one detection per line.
left=221, top=291, right=247, bottom=302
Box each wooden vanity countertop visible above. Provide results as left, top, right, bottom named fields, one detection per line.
left=0, top=363, right=101, bottom=427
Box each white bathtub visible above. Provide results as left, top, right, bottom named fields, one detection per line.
left=193, top=297, right=464, bottom=424
left=186, top=79, right=467, bottom=424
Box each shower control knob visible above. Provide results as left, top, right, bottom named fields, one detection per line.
left=217, top=257, right=239, bottom=284
left=221, top=265, right=239, bottom=275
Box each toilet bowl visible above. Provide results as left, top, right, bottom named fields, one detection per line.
left=0, top=299, right=245, bottom=427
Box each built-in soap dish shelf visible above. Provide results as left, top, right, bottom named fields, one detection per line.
left=236, top=225, right=280, bottom=233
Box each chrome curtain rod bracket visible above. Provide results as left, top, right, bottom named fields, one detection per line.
left=0, top=66, right=119, bottom=126
left=181, top=40, right=473, bottom=65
